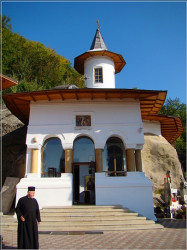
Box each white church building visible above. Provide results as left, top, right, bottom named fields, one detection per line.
left=3, top=26, right=183, bottom=221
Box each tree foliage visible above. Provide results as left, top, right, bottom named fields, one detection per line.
left=2, top=15, right=84, bottom=94
left=2, top=15, right=12, bottom=30
left=159, top=98, right=186, bottom=175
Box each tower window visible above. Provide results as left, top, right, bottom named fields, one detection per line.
left=94, top=67, right=103, bottom=83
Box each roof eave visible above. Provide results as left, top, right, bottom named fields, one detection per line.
left=143, top=114, right=183, bottom=143
left=74, top=50, right=126, bottom=75
left=1, top=74, right=18, bottom=90
left=3, top=88, right=167, bottom=126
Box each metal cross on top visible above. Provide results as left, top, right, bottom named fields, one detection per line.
left=96, top=20, right=101, bottom=30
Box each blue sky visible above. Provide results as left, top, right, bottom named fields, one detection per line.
left=2, top=1, right=186, bottom=103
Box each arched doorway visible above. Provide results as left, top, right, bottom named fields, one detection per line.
left=103, top=137, right=126, bottom=176
left=41, top=137, right=64, bottom=177
left=73, top=136, right=95, bottom=204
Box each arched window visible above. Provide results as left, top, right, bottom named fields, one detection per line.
left=103, top=137, right=126, bottom=176
left=42, top=137, right=64, bottom=177
left=73, top=136, right=95, bottom=162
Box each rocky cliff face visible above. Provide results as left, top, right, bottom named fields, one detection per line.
left=2, top=106, right=24, bottom=136
left=1, top=107, right=27, bottom=184
left=142, top=134, right=184, bottom=204
left=2, top=126, right=27, bottom=185
left=2, top=107, right=184, bottom=204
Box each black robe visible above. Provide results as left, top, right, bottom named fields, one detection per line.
left=15, top=196, right=41, bottom=249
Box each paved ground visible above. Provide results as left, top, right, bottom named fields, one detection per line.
left=1, top=219, right=186, bottom=249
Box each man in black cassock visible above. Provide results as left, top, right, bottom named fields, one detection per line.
left=15, top=186, right=41, bottom=249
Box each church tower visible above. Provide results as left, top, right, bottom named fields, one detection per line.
left=74, top=22, right=126, bottom=88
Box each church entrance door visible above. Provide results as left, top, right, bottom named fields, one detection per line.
left=72, top=162, right=95, bottom=205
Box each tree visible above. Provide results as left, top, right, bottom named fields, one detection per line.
left=2, top=15, right=84, bottom=93
left=2, top=15, right=12, bottom=30
left=159, top=98, right=186, bottom=176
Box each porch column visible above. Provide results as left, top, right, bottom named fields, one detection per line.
left=135, top=149, right=143, bottom=172
left=30, top=149, right=39, bottom=173
left=95, top=149, right=103, bottom=172
left=126, top=149, right=136, bottom=172
left=65, top=149, right=73, bottom=173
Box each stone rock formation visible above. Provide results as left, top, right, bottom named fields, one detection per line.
left=2, top=125, right=27, bottom=185
left=1, top=107, right=27, bottom=185
left=142, top=134, right=184, bottom=205
left=1, top=105, right=24, bottom=136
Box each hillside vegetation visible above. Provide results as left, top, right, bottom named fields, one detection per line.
left=2, top=16, right=84, bottom=93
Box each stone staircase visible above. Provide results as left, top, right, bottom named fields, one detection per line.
left=1, top=206, right=163, bottom=231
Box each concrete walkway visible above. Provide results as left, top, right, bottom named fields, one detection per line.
left=1, top=219, right=186, bottom=249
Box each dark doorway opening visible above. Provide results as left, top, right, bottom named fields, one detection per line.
left=73, top=165, right=80, bottom=203
left=72, top=162, right=95, bottom=205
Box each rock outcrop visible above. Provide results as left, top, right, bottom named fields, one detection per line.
left=1, top=107, right=27, bottom=185
left=2, top=125, right=27, bottom=185
left=1, top=105, right=24, bottom=136
left=142, top=134, right=184, bottom=204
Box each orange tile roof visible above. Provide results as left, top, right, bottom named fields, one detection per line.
left=1, top=74, right=18, bottom=90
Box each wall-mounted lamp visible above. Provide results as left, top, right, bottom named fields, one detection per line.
left=32, top=137, right=37, bottom=143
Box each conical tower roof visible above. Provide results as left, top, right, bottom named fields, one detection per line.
left=74, top=25, right=126, bottom=75
left=90, top=28, right=108, bottom=50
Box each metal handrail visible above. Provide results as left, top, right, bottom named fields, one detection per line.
left=105, top=171, right=127, bottom=176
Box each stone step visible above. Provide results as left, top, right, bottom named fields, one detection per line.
left=1, top=221, right=17, bottom=226
left=2, top=223, right=163, bottom=231
left=41, top=206, right=125, bottom=210
left=40, top=220, right=155, bottom=226
left=37, top=224, right=163, bottom=231
left=1, top=219, right=154, bottom=227
left=40, top=211, right=139, bottom=217
left=2, top=225, right=163, bottom=231
left=41, top=216, right=146, bottom=221
left=1, top=215, right=17, bottom=228
left=41, top=208, right=131, bottom=213
left=1, top=206, right=164, bottom=231
left=1, top=224, right=163, bottom=232
left=1, top=218, right=148, bottom=227
left=42, top=205, right=123, bottom=209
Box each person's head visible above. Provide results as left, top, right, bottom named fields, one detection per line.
left=28, top=191, right=35, bottom=198
left=27, top=186, right=35, bottom=198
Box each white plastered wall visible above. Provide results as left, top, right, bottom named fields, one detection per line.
left=96, top=172, right=156, bottom=221
left=84, top=56, right=115, bottom=88
left=15, top=174, right=73, bottom=209
left=26, top=100, right=144, bottom=153
left=143, top=120, right=161, bottom=136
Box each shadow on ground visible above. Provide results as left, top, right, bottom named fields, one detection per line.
left=157, top=219, right=186, bottom=228
left=2, top=243, right=16, bottom=249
